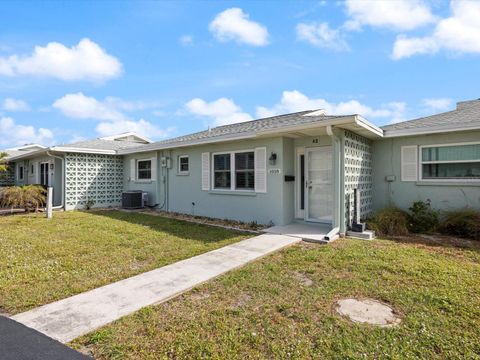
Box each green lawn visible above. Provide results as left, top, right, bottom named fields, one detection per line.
left=72, top=237, right=480, bottom=359
left=0, top=210, right=249, bottom=314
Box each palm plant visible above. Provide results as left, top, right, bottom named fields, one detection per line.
left=0, top=185, right=47, bottom=212
left=0, top=152, right=7, bottom=172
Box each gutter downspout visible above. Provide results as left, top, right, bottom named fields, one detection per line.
left=46, top=151, right=64, bottom=210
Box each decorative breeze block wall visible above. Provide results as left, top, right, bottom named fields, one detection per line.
left=0, top=164, right=15, bottom=186
left=343, top=130, right=373, bottom=227
left=65, top=153, right=123, bottom=210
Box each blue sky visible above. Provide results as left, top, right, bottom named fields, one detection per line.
left=0, top=0, right=479, bottom=148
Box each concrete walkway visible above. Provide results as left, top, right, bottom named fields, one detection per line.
left=12, top=234, right=299, bottom=343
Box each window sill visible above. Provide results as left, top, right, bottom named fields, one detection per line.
left=416, top=181, right=480, bottom=187
left=208, top=190, right=257, bottom=196
left=134, top=180, right=155, bottom=184
left=176, top=172, right=189, bottom=176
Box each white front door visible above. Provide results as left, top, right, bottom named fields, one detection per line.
left=305, top=147, right=333, bottom=223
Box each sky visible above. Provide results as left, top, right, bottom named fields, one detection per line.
left=0, top=0, right=479, bottom=148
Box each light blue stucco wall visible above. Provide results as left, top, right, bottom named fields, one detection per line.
left=165, top=137, right=286, bottom=225
left=123, top=151, right=160, bottom=206
left=372, top=130, right=480, bottom=212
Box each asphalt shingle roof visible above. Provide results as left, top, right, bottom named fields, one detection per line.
left=382, top=99, right=480, bottom=133
left=129, top=110, right=352, bottom=153
left=60, top=138, right=148, bottom=151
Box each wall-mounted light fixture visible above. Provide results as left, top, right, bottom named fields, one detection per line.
left=50, top=163, right=54, bottom=170
left=269, top=152, right=277, bottom=165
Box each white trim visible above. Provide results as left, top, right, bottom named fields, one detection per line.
left=211, top=149, right=256, bottom=192
left=177, top=155, right=189, bottom=175
left=50, top=146, right=117, bottom=155
left=418, top=141, right=480, bottom=182
left=383, top=124, right=480, bottom=138
left=295, top=147, right=305, bottom=219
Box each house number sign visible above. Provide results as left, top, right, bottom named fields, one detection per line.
left=268, top=169, right=281, bottom=175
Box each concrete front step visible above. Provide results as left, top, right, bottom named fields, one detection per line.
left=346, top=230, right=376, bottom=240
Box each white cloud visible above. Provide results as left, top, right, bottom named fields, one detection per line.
left=209, top=8, right=269, bottom=46
left=422, top=97, right=453, bottom=112
left=53, top=93, right=125, bottom=121
left=0, top=117, right=54, bottom=147
left=393, top=1, right=480, bottom=59
left=256, top=90, right=406, bottom=123
left=185, top=97, right=252, bottom=126
left=0, top=38, right=122, bottom=82
left=2, top=98, right=30, bottom=111
left=52, top=93, right=171, bottom=140
left=180, top=35, right=193, bottom=46
left=344, top=0, right=435, bottom=31
left=96, top=119, right=175, bottom=139
left=296, top=22, right=348, bottom=51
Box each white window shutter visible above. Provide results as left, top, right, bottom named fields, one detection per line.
left=254, top=147, right=267, bottom=193
left=130, top=159, right=136, bottom=181
left=201, top=152, right=210, bottom=190
left=150, top=157, right=157, bottom=181
left=401, top=145, right=418, bottom=182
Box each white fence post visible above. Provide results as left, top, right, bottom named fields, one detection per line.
left=46, top=187, right=53, bottom=219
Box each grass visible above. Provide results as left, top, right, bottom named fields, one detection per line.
left=0, top=210, right=249, bottom=314
left=72, top=237, right=480, bottom=359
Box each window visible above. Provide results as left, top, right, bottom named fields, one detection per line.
left=214, top=153, right=231, bottom=189
left=421, top=143, right=480, bottom=180
left=178, top=155, right=189, bottom=174
left=31, top=164, right=34, bottom=174
left=137, top=160, right=152, bottom=180
left=18, top=165, right=24, bottom=180
left=235, top=152, right=254, bottom=190
left=213, top=151, right=255, bottom=191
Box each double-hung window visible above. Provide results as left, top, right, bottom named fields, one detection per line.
left=137, top=160, right=152, bottom=180
left=213, top=153, right=231, bottom=189
left=421, top=143, right=480, bottom=180
left=213, top=151, right=255, bottom=190
left=235, top=152, right=254, bottom=190
left=178, top=155, right=189, bottom=174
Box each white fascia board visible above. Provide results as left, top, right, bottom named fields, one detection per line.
left=383, top=124, right=480, bottom=138
left=50, top=146, right=117, bottom=155
left=354, top=115, right=384, bottom=138
left=255, top=116, right=357, bottom=136
left=6, top=149, right=49, bottom=161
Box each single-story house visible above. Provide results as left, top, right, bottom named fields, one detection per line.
left=2, top=99, right=480, bottom=236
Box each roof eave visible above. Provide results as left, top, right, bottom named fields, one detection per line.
left=383, top=124, right=480, bottom=138
left=50, top=146, right=117, bottom=155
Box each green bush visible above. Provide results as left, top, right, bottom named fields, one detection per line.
left=439, top=209, right=480, bottom=240
left=366, top=207, right=409, bottom=236
left=407, top=200, right=439, bottom=233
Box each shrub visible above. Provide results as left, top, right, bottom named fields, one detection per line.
left=366, top=207, right=409, bottom=236
left=439, top=209, right=480, bottom=240
left=0, top=185, right=47, bottom=212
left=407, top=200, right=439, bottom=233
